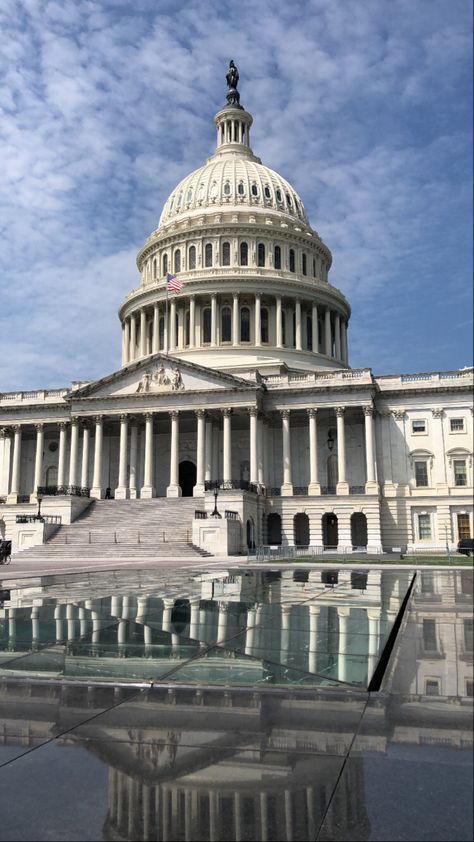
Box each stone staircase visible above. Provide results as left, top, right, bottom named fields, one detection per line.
left=13, top=498, right=214, bottom=562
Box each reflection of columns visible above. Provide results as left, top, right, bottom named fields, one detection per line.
left=324, top=308, right=332, bottom=356
left=232, top=293, right=239, bottom=346
left=32, top=423, right=44, bottom=499
left=337, top=606, right=350, bottom=682
left=211, top=294, right=217, bottom=347
left=140, top=309, right=147, bottom=357
left=80, top=424, right=90, bottom=489
left=162, top=598, right=174, bottom=633
left=276, top=296, right=283, bottom=348
left=116, top=414, right=129, bottom=499
left=205, top=421, right=213, bottom=483
left=54, top=605, right=63, bottom=642
left=209, top=790, right=218, bottom=842
left=222, top=409, right=232, bottom=484
left=367, top=608, right=381, bottom=682
left=91, top=416, right=104, bottom=499
left=364, top=405, right=378, bottom=492
left=307, top=409, right=320, bottom=495
left=141, top=413, right=155, bottom=498
left=189, top=296, right=196, bottom=348
left=194, top=410, right=206, bottom=495
left=249, top=408, right=258, bottom=485
left=260, top=792, right=269, bottom=842
left=334, top=313, right=341, bottom=359
left=308, top=604, right=320, bottom=673
left=336, top=407, right=349, bottom=494
left=167, top=411, right=181, bottom=497
left=31, top=606, right=39, bottom=643
left=280, top=605, right=291, bottom=665
left=281, top=410, right=293, bottom=495
left=295, top=298, right=302, bottom=350
left=66, top=604, right=75, bottom=641
left=255, top=294, right=261, bottom=347
left=129, top=420, right=138, bottom=498
left=245, top=608, right=256, bottom=655
left=284, top=790, right=293, bottom=842
left=152, top=304, right=159, bottom=354
left=234, top=793, right=242, bottom=842
left=68, top=416, right=79, bottom=487
left=312, top=302, right=319, bottom=352
left=7, top=426, right=22, bottom=501
left=216, top=602, right=229, bottom=644
left=189, top=598, right=200, bottom=639
left=57, top=421, right=68, bottom=488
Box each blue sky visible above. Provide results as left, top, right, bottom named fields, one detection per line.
left=0, top=0, right=472, bottom=390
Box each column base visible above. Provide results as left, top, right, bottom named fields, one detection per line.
left=140, top=486, right=155, bottom=499
left=365, top=481, right=379, bottom=495
left=90, top=487, right=104, bottom=500
left=307, top=483, right=321, bottom=496
left=382, top=482, right=397, bottom=497
left=193, top=484, right=205, bottom=497
left=336, top=482, right=349, bottom=495
left=280, top=483, right=294, bottom=497
left=6, top=493, right=19, bottom=504
left=115, top=487, right=129, bottom=500
left=129, top=488, right=138, bottom=499
left=166, top=485, right=182, bottom=498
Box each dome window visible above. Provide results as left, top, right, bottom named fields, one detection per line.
left=188, top=245, right=196, bottom=270
left=237, top=181, right=245, bottom=196
left=198, top=183, right=205, bottom=201
left=162, top=254, right=168, bottom=276
left=302, top=253, right=307, bottom=275
left=261, top=308, right=269, bottom=343
left=274, top=245, right=282, bottom=269
left=276, top=189, right=282, bottom=203
left=257, top=243, right=265, bottom=267
left=240, top=242, right=248, bottom=266
left=210, top=181, right=218, bottom=198
left=152, top=258, right=157, bottom=279
left=221, top=306, right=232, bottom=342
left=176, top=193, right=182, bottom=208
left=281, top=311, right=286, bottom=345
left=289, top=249, right=295, bottom=273
left=202, top=308, right=211, bottom=344
left=264, top=185, right=271, bottom=199
left=306, top=315, right=313, bottom=350
left=240, top=307, right=250, bottom=342
left=185, top=311, right=190, bottom=346
left=223, top=181, right=231, bottom=196
left=286, top=192, right=292, bottom=208
left=205, top=243, right=213, bottom=267
left=174, top=249, right=181, bottom=274
left=187, top=188, right=193, bottom=203
left=222, top=241, right=231, bottom=266
left=251, top=183, right=258, bottom=197
left=312, top=258, right=316, bottom=277
left=169, top=196, right=174, bottom=212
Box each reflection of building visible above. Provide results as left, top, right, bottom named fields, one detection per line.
left=0, top=63, right=472, bottom=556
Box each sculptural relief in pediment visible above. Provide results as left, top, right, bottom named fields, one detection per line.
left=136, top=363, right=185, bottom=394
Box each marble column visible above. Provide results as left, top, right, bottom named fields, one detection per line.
left=222, top=409, right=232, bottom=484
left=57, top=421, right=68, bottom=490
left=281, top=410, right=293, bottom=495
left=255, top=293, right=261, bottom=347
left=194, top=410, right=206, bottom=495
left=141, top=413, right=155, bottom=498
left=276, top=296, right=283, bottom=348
left=80, top=424, right=90, bottom=489
left=295, top=298, right=302, bottom=350
left=123, top=319, right=130, bottom=365
left=129, top=420, right=138, bottom=498
left=335, top=313, right=341, bottom=359
left=189, top=296, right=196, bottom=348
left=130, top=314, right=137, bottom=361
left=257, top=414, right=264, bottom=486
left=232, top=293, right=239, bottom=346
left=169, top=299, right=177, bottom=351
left=307, top=408, right=320, bottom=495
left=337, top=606, right=350, bottom=682
left=68, top=416, right=79, bottom=487
left=205, top=420, right=213, bottom=483
left=91, top=416, right=104, bottom=499
left=364, top=406, right=378, bottom=492
left=116, top=414, right=129, bottom=499
left=211, top=294, right=217, bottom=346
left=336, top=407, right=349, bottom=494
left=312, top=303, right=319, bottom=352
left=341, top=320, right=348, bottom=363
left=249, top=408, right=258, bottom=485
left=140, top=309, right=147, bottom=357
left=216, top=602, right=229, bottom=644
left=324, top=308, right=332, bottom=357
left=167, top=411, right=181, bottom=497
left=152, top=304, right=159, bottom=354
left=31, top=423, right=44, bottom=500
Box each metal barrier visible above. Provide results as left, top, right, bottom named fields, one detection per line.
left=62, top=529, right=191, bottom=545
left=251, top=545, right=384, bottom=563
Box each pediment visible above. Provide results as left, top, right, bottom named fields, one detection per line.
left=70, top=354, right=251, bottom=399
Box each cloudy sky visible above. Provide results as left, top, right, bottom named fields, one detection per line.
left=0, top=0, right=472, bottom=391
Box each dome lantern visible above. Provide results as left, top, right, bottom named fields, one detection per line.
left=213, top=61, right=255, bottom=158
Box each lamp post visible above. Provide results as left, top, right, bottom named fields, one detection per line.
left=210, top=486, right=221, bottom=518
left=36, top=493, right=44, bottom=522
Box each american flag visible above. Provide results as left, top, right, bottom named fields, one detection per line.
left=166, top=272, right=184, bottom=293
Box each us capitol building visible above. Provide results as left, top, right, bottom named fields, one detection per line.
left=0, top=64, right=472, bottom=557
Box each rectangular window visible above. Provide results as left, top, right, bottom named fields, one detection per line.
left=453, top=460, right=467, bottom=487
left=466, top=681, right=474, bottom=697
left=450, top=418, right=464, bottom=432
left=421, top=572, right=434, bottom=594
left=415, top=461, right=429, bottom=487
left=425, top=679, right=440, bottom=696
left=464, top=619, right=473, bottom=652
left=423, top=618, right=437, bottom=650
left=412, top=420, right=426, bottom=434
left=418, top=513, right=432, bottom=540
left=458, top=513, right=471, bottom=540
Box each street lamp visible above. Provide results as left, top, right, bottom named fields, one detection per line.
left=210, top=486, right=222, bottom=519
left=36, top=493, right=44, bottom=522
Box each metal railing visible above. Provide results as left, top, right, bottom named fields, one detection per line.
left=15, top=514, right=61, bottom=524
left=204, top=479, right=262, bottom=494
left=59, top=529, right=192, bottom=545
left=251, top=544, right=383, bottom=563
left=37, top=485, right=90, bottom=497
left=194, top=510, right=240, bottom=521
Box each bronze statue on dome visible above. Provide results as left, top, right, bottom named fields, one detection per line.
left=225, top=60, right=243, bottom=109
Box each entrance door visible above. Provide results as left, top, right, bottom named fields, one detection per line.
left=458, top=513, right=471, bottom=539
left=179, top=461, right=196, bottom=497
left=294, top=513, right=310, bottom=547
left=267, top=513, right=282, bottom=545
left=351, top=513, right=368, bottom=548
left=322, top=513, right=338, bottom=548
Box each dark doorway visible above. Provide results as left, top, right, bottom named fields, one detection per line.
left=322, top=513, right=338, bottom=548
left=294, top=513, right=310, bottom=547
left=246, top=518, right=255, bottom=551
left=267, top=513, right=282, bottom=545
left=179, top=461, right=196, bottom=497
left=351, top=512, right=368, bottom=548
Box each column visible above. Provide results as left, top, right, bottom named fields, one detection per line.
left=232, top=293, right=239, bottom=346
left=255, top=293, right=261, bottom=347
left=169, top=299, right=177, bottom=351
left=115, top=414, right=129, bottom=499
left=312, top=303, right=319, bottom=353
left=152, top=304, right=159, bottom=354
left=337, top=606, right=350, bottom=682
left=57, top=421, right=68, bottom=490
left=140, top=309, right=147, bottom=357
left=216, top=602, right=229, bottom=644
left=31, top=423, right=44, bottom=500
left=280, top=410, right=293, bottom=495
left=68, top=416, right=79, bottom=488
left=249, top=408, right=258, bottom=486
left=295, top=298, right=302, bottom=350
left=189, top=296, right=196, bottom=348
left=334, top=313, right=341, bottom=360
left=194, top=410, right=205, bottom=495
left=80, top=424, right=90, bottom=489
left=324, top=308, right=332, bottom=357
left=364, top=406, right=378, bottom=493
left=257, top=414, right=264, bottom=486
left=432, top=408, right=449, bottom=491
left=189, top=598, right=201, bottom=639
left=367, top=608, right=381, bottom=683
left=205, top=420, right=213, bottom=483
left=280, top=605, right=291, bottom=665
left=129, top=419, right=138, bottom=498
left=123, top=319, right=130, bottom=365
left=167, top=411, right=181, bottom=497
left=341, top=320, right=348, bottom=363
left=222, top=409, right=232, bottom=484
left=276, top=296, right=283, bottom=348
left=308, top=605, right=320, bottom=673
left=91, top=415, right=104, bottom=498
left=141, top=413, right=155, bottom=498
left=211, top=294, right=217, bottom=346
left=130, top=314, right=137, bottom=361
left=336, top=407, right=349, bottom=494
left=307, top=409, right=320, bottom=494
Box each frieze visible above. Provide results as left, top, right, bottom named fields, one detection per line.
left=136, top=364, right=185, bottom=394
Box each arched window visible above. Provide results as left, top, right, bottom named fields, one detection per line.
left=251, top=183, right=258, bottom=197
left=185, top=310, right=190, bottom=346
left=162, top=254, right=168, bottom=276
left=302, top=253, right=307, bottom=275
left=237, top=181, right=245, bottom=195
left=174, top=249, right=181, bottom=274
left=276, top=189, right=282, bottom=203
left=205, top=243, right=213, bottom=267
left=176, top=193, right=182, bottom=208
left=264, top=185, right=271, bottom=199
left=159, top=316, right=165, bottom=349
left=152, top=258, right=157, bottom=279
left=222, top=241, right=230, bottom=266
left=188, top=245, right=196, bottom=270
left=186, top=188, right=193, bottom=203
left=306, top=315, right=313, bottom=350
left=281, top=311, right=286, bottom=345
left=274, top=245, right=281, bottom=270
left=289, top=249, right=295, bottom=273
left=223, top=181, right=231, bottom=196
left=240, top=242, right=248, bottom=266
left=221, top=306, right=231, bottom=342
left=286, top=192, right=292, bottom=208
left=257, top=243, right=265, bottom=267
left=261, top=307, right=269, bottom=343
left=202, top=308, right=211, bottom=344
left=240, top=307, right=250, bottom=342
